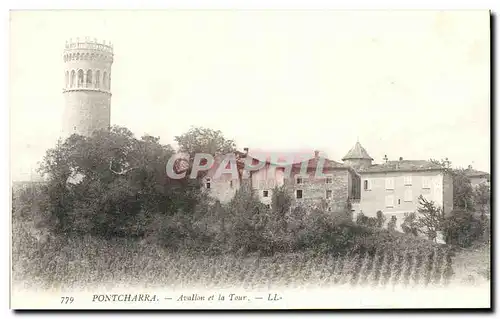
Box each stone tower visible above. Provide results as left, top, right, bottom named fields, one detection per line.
left=62, top=37, right=113, bottom=137
left=342, top=141, right=373, bottom=170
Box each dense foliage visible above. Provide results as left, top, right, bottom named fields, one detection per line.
left=13, top=130, right=490, bottom=288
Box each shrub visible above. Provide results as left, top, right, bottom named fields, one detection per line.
left=387, top=216, right=397, bottom=232
left=376, top=211, right=386, bottom=228
left=442, top=209, right=484, bottom=248
left=355, top=212, right=378, bottom=228
left=401, top=212, right=419, bottom=236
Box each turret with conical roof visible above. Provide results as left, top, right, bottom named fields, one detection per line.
left=342, top=141, right=373, bottom=170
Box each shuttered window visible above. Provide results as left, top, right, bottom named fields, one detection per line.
left=385, top=177, right=395, bottom=190
left=385, top=194, right=394, bottom=207
left=404, top=188, right=413, bottom=202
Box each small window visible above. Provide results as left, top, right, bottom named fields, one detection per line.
left=206, top=182, right=211, bottom=189
left=364, top=180, right=369, bottom=190
left=326, top=190, right=332, bottom=199
left=296, top=177, right=303, bottom=184
left=404, top=188, right=413, bottom=202
left=326, top=177, right=333, bottom=184
left=328, top=207, right=332, bottom=212
left=86, top=69, right=92, bottom=87
left=385, top=194, right=394, bottom=208
left=103, top=71, right=108, bottom=90
left=77, top=69, right=84, bottom=87
left=398, top=199, right=401, bottom=205
left=266, top=204, right=271, bottom=209
left=70, top=70, right=76, bottom=87
left=404, top=175, right=412, bottom=186
left=422, top=176, right=431, bottom=189
left=296, top=190, right=303, bottom=199
left=206, top=178, right=211, bottom=189
left=385, top=177, right=394, bottom=190
left=263, top=190, right=269, bottom=197
left=95, top=70, right=101, bottom=88
left=230, top=180, right=233, bottom=188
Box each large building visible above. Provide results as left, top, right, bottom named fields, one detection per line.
left=356, top=158, right=454, bottom=228
left=202, top=142, right=455, bottom=231
left=62, top=37, right=113, bottom=137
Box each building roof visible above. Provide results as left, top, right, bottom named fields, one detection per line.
left=359, top=160, right=444, bottom=174
left=464, top=168, right=490, bottom=178
left=342, top=141, right=373, bottom=161
left=247, top=151, right=349, bottom=170
left=290, top=157, right=348, bottom=170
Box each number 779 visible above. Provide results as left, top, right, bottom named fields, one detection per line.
left=61, top=297, right=74, bottom=304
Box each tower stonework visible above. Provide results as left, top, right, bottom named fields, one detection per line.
left=62, top=37, right=113, bottom=137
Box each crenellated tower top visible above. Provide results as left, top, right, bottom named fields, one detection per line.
left=64, top=37, right=113, bottom=53
left=62, top=37, right=114, bottom=137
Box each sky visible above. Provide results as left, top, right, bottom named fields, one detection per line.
left=10, top=10, right=490, bottom=181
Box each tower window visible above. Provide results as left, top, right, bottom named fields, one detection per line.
left=65, top=71, right=69, bottom=88
left=95, top=70, right=100, bottom=88
left=296, top=190, right=303, bottom=199
left=263, top=190, right=269, bottom=197
left=70, top=70, right=76, bottom=87
left=103, top=72, right=108, bottom=90
left=86, top=70, right=92, bottom=87
left=77, top=69, right=84, bottom=87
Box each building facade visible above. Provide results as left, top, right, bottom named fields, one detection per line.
left=203, top=149, right=359, bottom=213
left=62, top=38, right=113, bottom=137
left=357, top=160, right=454, bottom=229
left=200, top=142, right=456, bottom=234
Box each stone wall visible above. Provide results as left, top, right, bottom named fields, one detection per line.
left=63, top=90, right=111, bottom=137
left=286, top=168, right=350, bottom=212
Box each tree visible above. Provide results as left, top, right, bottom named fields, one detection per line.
left=401, top=212, right=419, bottom=236
left=474, top=183, right=491, bottom=216
left=174, top=126, right=236, bottom=158
left=270, top=185, right=292, bottom=232
left=387, top=215, right=397, bottom=232
left=38, top=126, right=201, bottom=238
left=415, top=195, right=444, bottom=242
left=376, top=210, right=386, bottom=228
left=442, top=209, right=484, bottom=247
left=429, top=158, right=474, bottom=211
left=451, top=168, right=475, bottom=211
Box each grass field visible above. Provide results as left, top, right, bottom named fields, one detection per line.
left=13, top=228, right=461, bottom=290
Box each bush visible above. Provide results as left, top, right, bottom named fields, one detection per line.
left=401, top=212, right=419, bottom=236
left=355, top=212, right=378, bottom=228
left=376, top=211, right=386, bottom=228
left=442, top=209, right=485, bottom=248
left=387, top=216, right=397, bottom=232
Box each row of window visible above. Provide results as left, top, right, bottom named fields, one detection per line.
left=291, top=189, right=332, bottom=199
left=385, top=190, right=415, bottom=207
left=296, top=176, right=333, bottom=184
left=205, top=178, right=234, bottom=189
left=64, top=69, right=111, bottom=90
left=363, top=176, right=433, bottom=191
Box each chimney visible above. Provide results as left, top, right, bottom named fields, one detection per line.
left=314, top=150, right=320, bottom=159
left=399, top=157, right=403, bottom=161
